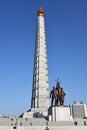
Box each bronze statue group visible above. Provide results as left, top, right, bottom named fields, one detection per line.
left=50, top=80, right=66, bottom=106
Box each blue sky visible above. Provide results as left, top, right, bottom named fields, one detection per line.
left=0, top=0, right=87, bottom=116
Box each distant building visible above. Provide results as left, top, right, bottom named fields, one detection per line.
left=72, top=103, right=87, bottom=118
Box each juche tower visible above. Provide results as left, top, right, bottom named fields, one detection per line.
left=23, top=7, right=50, bottom=118
left=31, top=7, right=50, bottom=110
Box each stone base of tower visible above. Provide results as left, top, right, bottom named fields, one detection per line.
left=23, top=108, right=48, bottom=118
left=48, top=106, right=73, bottom=122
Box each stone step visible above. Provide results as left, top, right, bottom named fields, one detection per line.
left=0, top=117, right=87, bottom=126
left=48, top=121, right=74, bottom=126
left=0, top=126, right=87, bottom=130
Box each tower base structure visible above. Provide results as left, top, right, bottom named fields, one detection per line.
left=48, top=106, right=73, bottom=122
left=23, top=108, right=48, bottom=118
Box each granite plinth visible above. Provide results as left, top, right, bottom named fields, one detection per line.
left=48, top=106, right=73, bottom=121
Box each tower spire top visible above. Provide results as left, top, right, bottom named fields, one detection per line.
left=38, top=7, right=44, bottom=16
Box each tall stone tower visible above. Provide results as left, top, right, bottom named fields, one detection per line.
left=31, top=7, right=50, bottom=110
left=23, top=8, right=50, bottom=118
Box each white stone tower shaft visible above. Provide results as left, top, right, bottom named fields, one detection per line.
left=31, top=8, right=50, bottom=110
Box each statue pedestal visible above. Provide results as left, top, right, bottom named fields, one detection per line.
left=48, top=106, right=73, bottom=121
